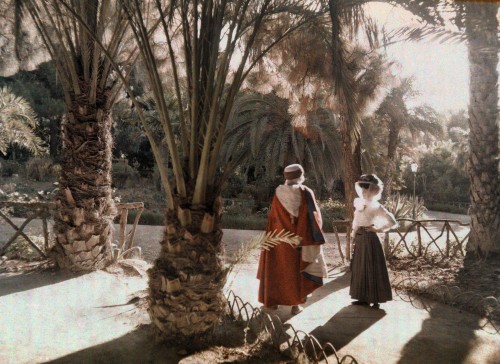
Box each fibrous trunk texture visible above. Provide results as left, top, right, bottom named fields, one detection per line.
left=52, top=87, right=115, bottom=270
left=148, top=198, right=226, bottom=343
left=342, top=131, right=362, bottom=220
left=383, top=124, right=401, bottom=199
left=465, top=1, right=500, bottom=256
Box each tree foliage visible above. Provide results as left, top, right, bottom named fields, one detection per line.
left=221, top=91, right=342, bottom=191
left=0, top=86, right=46, bottom=156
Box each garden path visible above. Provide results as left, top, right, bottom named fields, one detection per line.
left=1, top=212, right=498, bottom=363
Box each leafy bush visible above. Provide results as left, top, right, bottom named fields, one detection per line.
left=0, top=160, right=21, bottom=177
left=384, top=193, right=426, bottom=220
left=112, top=162, right=140, bottom=188
left=222, top=173, right=246, bottom=198
left=126, top=209, right=164, bottom=226
left=25, top=157, right=55, bottom=181
left=221, top=214, right=268, bottom=230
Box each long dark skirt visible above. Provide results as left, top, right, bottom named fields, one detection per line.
left=349, top=229, right=392, bottom=304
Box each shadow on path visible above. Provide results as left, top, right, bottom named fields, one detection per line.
left=309, top=305, right=386, bottom=350
left=43, top=325, right=181, bottom=364
left=0, top=270, right=84, bottom=297
left=396, top=302, right=498, bottom=364
left=304, top=272, right=351, bottom=307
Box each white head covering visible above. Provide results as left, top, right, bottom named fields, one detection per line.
left=284, top=163, right=305, bottom=185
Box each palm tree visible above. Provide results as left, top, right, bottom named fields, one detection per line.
left=220, top=91, right=343, bottom=192
left=375, top=77, right=443, bottom=197
left=98, top=0, right=321, bottom=342
left=0, top=86, right=45, bottom=156
left=463, top=1, right=499, bottom=256
left=377, top=1, right=499, bottom=254
left=18, top=0, right=135, bottom=270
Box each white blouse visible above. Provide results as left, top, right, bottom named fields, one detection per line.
left=351, top=198, right=397, bottom=238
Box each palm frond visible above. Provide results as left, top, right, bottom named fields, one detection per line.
left=250, top=229, right=302, bottom=251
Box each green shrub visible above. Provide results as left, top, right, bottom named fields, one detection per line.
left=221, top=214, right=267, bottom=230
left=222, top=173, right=246, bottom=198
left=112, top=162, right=140, bottom=188
left=0, top=160, right=21, bottom=177
left=125, top=209, right=164, bottom=226
left=25, top=157, right=54, bottom=181
left=384, top=193, right=426, bottom=220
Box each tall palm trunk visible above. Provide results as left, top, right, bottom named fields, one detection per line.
left=464, top=1, right=500, bottom=256
left=148, top=190, right=226, bottom=342
left=383, top=123, right=401, bottom=198
left=341, top=127, right=362, bottom=219
left=52, top=87, right=115, bottom=270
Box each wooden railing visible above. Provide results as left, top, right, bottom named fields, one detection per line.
left=114, top=202, right=144, bottom=259
left=0, top=201, right=54, bottom=258
left=384, top=219, right=470, bottom=261
left=0, top=201, right=144, bottom=260
left=331, top=220, right=352, bottom=264
left=332, top=218, right=470, bottom=264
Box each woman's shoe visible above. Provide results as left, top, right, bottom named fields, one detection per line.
left=352, top=300, right=368, bottom=306
left=291, top=305, right=303, bottom=315
left=371, top=303, right=380, bottom=309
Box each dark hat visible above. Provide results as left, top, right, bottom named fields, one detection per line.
left=357, top=174, right=379, bottom=189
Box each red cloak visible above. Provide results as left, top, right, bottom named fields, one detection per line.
left=257, top=187, right=325, bottom=307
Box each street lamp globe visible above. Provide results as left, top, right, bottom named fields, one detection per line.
left=410, top=162, right=418, bottom=173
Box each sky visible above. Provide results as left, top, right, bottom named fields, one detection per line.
left=366, top=2, right=470, bottom=114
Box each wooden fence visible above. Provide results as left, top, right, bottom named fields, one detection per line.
left=332, top=218, right=470, bottom=264
left=0, top=201, right=144, bottom=259
left=0, top=201, right=54, bottom=258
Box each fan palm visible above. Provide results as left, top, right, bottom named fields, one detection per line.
left=221, top=91, right=343, bottom=191
left=0, top=86, right=45, bottom=156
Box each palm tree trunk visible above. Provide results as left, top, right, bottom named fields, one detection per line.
left=49, top=117, right=60, bottom=159
left=51, top=90, right=115, bottom=270
left=465, top=1, right=500, bottom=256
left=148, top=195, right=226, bottom=342
left=342, top=127, right=362, bottom=219
left=384, top=124, right=401, bottom=198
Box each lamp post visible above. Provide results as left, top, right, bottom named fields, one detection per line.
left=410, top=162, right=418, bottom=220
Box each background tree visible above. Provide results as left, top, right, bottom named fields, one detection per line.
left=0, top=62, right=65, bottom=159
left=375, top=77, right=443, bottom=197
left=221, top=91, right=343, bottom=193
left=18, top=0, right=136, bottom=270
left=463, top=1, right=499, bottom=256
left=382, top=0, right=499, bottom=254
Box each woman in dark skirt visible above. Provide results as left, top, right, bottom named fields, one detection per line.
left=349, top=174, right=397, bottom=309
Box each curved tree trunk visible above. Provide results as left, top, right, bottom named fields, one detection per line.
left=148, top=193, right=226, bottom=342
left=51, top=89, right=115, bottom=270
left=465, top=1, right=500, bottom=256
